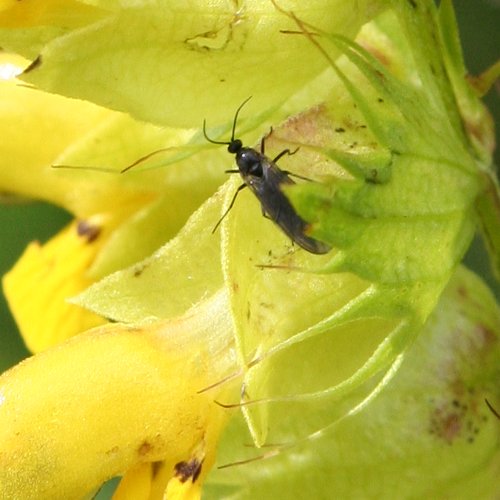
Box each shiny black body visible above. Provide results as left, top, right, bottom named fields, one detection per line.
left=204, top=99, right=331, bottom=255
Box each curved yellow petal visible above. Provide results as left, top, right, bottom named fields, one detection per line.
left=0, top=70, right=156, bottom=217
left=113, top=463, right=152, bottom=500
left=114, top=454, right=204, bottom=500
left=165, top=474, right=201, bottom=500
left=2, top=218, right=108, bottom=352
left=0, top=290, right=236, bottom=499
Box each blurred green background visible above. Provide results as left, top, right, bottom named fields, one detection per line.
left=0, top=0, right=498, bottom=391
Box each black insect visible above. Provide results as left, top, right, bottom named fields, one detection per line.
left=203, top=98, right=331, bottom=255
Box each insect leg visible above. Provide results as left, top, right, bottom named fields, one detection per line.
left=260, top=127, right=274, bottom=154
left=272, top=147, right=300, bottom=164
left=212, top=184, right=247, bottom=233
left=261, top=209, right=272, bottom=221
left=274, top=157, right=313, bottom=181
left=262, top=132, right=312, bottom=180
left=282, top=171, right=313, bottom=182
left=260, top=128, right=301, bottom=167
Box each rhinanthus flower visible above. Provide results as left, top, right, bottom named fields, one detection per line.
left=0, top=1, right=499, bottom=498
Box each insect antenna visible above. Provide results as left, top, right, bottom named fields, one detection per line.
left=202, top=119, right=229, bottom=146
left=202, top=95, right=253, bottom=145
left=230, top=96, right=252, bottom=140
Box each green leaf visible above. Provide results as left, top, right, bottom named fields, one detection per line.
left=223, top=0, right=487, bottom=445
left=437, top=0, right=497, bottom=164
left=15, top=0, right=379, bottom=127
left=435, top=0, right=500, bottom=278
left=475, top=171, right=500, bottom=280
left=73, top=189, right=226, bottom=323
left=74, top=0, right=493, bottom=449
left=206, top=266, right=500, bottom=498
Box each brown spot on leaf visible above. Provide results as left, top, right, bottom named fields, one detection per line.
left=358, top=40, right=391, bottom=68
left=76, top=220, right=101, bottom=243
left=429, top=406, right=462, bottom=444
left=428, top=392, right=489, bottom=445
left=133, top=263, right=149, bottom=277
left=138, top=441, right=153, bottom=456
left=276, top=103, right=331, bottom=145
left=475, top=325, right=497, bottom=347
left=174, top=458, right=203, bottom=483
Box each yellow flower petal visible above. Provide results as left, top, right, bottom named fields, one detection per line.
left=2, top=218, right=107, bottom=352
left=165, top=472, right=201, bottom=500
left=17, top=1, right=377, bottom=128
left=0, top=71, right=159, bottom=218
left=115, top=453, right=205, bottom=500
left=113, top=463, right=153, bottom=500
left=0, top=74, right=108, bottom=211
left=0, top=0, right=106, bottom=28
left=0, top=290, right=236, bottom=499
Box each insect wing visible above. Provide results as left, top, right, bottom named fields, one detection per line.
left=253, top=161, right=331, bottom=255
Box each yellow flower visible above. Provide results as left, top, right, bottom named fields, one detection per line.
left=3, top=219, right=107, bottom=352
left=0, top=291, right=236, bottom=499
left=0, top=50, right=221, bottom=349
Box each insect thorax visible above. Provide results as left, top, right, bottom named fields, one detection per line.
left=236, top=148, right=265, bottom=177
